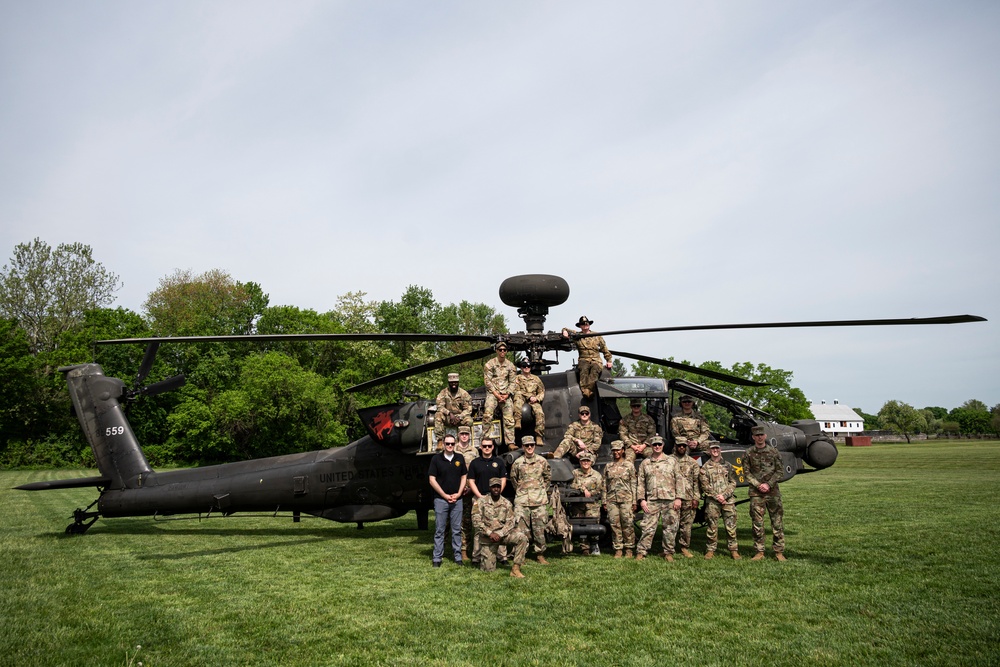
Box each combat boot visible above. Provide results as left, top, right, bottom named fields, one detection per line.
left=635, top=553, right=645, bottom=561
left=614, top=550, right=623, bottom=559
left=664, top=554, right=674, bottom=562
left=624, top=549, right=633, bottom=559
left=461, top=550, right=468, bottom=562
left=536, top=555, right=550, bottom=565
left=775, top=553, right=787, bottom=562
left=751, top=552, right=764, bottom=561
left=680, top=548, right=694, bottom=558
left=704, top=551, right=714, bottom=560
left=579, top=543, right=590, bottom=556
left=510, top=564, right=525, bottom=579
left=731, top=551, right=742, bottom=560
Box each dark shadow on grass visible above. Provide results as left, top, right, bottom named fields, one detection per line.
left=136, top=536, right=333, bottom=560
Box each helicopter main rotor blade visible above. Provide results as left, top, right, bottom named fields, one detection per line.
left=587, top=314, right=986, bottom=338
left=610, top=350, right=768, bottom=387
left=347, top=347, right=497, bottom=393
left=97, top=333, right=497, bottom=345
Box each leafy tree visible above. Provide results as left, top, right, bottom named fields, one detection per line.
left=611, top=359, right=627, bottom=377
left=992, top=404, right=1000, bottom=436
left=166, top=352, right=344, bottom=462
left=948, top=400, right=993, bottom=436
left=878, top=400, right=927, bottom=443
left=0, top=319, right=43, bottom=449
left=0, top=238, right=122, bottom=353
left=923, top=406, right=949, bottom=420
left=630, top=358, right=812, bottom=426
left=144, top=269, right=268, bottom=337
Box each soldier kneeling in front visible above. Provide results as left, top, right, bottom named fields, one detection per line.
left=473, top=477, right=530, bottom=578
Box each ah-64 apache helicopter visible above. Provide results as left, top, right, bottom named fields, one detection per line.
left=17, top=275, right=985, bottom=537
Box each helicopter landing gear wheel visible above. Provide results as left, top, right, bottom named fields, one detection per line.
left=65, top=503, right=100, bottom=535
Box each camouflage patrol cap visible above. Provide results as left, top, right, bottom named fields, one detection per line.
left=576, top=316, right=593, bottom=326
left=680, top=395, right=695, bottom=403
left=489, top=477, right=503, bottom=487
left=496, top=342, right=508, bottom=351
left=648, top=435, right=664, bottom=445
left=447, top=373, right=460, bottom=382
left=630, top=398, right=642, bottom=406
left=610, top=440, right=625, bottom=451
left=751, top=426, right=766, bottom=435
left=458, top=426, right=471, bottom=435
left=521, top=435, right=536, bottom=446
left=578, top=405, right=591, bottom=414
left=578, top=452, right=594, bottom=462
left=708, top=441, right=722, bottom=450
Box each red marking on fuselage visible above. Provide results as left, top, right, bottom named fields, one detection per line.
left=370, top=410, right=394, bottom=440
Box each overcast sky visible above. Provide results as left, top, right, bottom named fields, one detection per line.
left=2, top=1, right=997, bottom=414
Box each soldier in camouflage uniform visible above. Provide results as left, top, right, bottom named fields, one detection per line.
left=552, top=405, right=603, bottom=460
left=509, top=435, right=552, bottom=564
left=513, top=359, right=546, bottom=443
left=745, top=425, right=786, bottom=561
left=673, top=440, right=701, bottom=558
left=561, top=316, right=612, bottom=399
left=569, top=452, right=605, bottom=555
left=434, top=373, right=473, bottom=445
left=603, top=440, right=637, bottom=558
left=483, top=342, right=518, bottom=449
left=455, top=426, right=479, bottom=561
left=635, top=436, right=684, bottom=562
left=620, top=398, right=657, bottom=461
left=670, top=395, right=712, bottom=454
left=700, top=442, right=740, bottom=559
left=473, top=477, right=529, bottom=578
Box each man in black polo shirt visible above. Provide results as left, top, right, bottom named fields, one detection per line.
left=467, top=437, right=509, bottom=564
left=428, top=435, right=468, bottom=567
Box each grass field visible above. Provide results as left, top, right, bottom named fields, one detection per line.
left=3, top=441, right=999, bottom=667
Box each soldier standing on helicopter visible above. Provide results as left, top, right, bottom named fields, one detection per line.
left=483, top=342, right=518, bottom=450
left=561, top=316, right=612, bottom=400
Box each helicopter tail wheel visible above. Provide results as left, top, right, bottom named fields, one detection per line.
left=65, top=507, right=100, bottom=535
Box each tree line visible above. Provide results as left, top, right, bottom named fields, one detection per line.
left=860, top=399, right=1000, bottom=443
left=0, top=239, right=507, bottom=468
left=10, top=238, right=978, bottom=470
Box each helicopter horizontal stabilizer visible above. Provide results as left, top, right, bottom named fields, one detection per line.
left=15, top=475, right=112, bottom=491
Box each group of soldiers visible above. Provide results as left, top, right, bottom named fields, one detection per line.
left=427, top=316, right=787, bottom=578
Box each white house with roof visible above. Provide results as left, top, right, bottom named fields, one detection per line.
left=810, top=400, right=865, bottom=437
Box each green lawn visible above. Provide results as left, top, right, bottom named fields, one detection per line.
left=3, top=441, right=999, bottom=666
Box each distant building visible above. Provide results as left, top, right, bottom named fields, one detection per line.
left=810, top=400, right=865, bottom=437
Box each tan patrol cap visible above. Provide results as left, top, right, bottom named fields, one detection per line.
left=489, top=477, right=503, bottom=487
left=447, top=373, right=460, bottom=382
left=610, top=440, right=625, bottom=451
left=458, top=426, right=471, bottom=435
left=578, top=452, right=594, bottom=462
left=751, top=426, right=766, bottom=435
left=521, top=435, right=536, bottom=446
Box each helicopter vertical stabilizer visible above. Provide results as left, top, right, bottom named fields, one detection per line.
left=60, top=363, right=152, bottom=490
